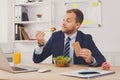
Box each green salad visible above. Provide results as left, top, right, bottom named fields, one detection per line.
left=54, top=56, right=71, bottom=67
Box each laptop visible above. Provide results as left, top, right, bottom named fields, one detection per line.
left=0, top=48, right=38, bottom=73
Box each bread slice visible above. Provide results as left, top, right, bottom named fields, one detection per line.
left=72, top=42, right=81, bottom=57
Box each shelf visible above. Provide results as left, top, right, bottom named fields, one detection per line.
left=13, top=0, right=52, bottom=56
left=15, top=21, right=50, bottom=24
left=14, top=40, right=37, bottom=43
left=15, top=1, right=50, bottom=6
left=13, top=0, right=53, bottom=63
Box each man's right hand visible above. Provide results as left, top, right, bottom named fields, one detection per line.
left=36, top=31, right=45, bottom=46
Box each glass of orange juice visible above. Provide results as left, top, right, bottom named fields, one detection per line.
left=13, top=51, right=21, bottom=64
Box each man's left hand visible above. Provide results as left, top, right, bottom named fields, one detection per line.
left=78, top=48, right=92, bottom=64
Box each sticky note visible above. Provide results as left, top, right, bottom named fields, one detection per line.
left=72, top=3, right=78, bottom=8
left=82, top=20, right=87, bottom=24
left=87, top=20, right=92, bottom=24
left=92, top=2, right=99, bottom=7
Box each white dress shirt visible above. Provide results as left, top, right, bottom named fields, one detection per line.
left=64, top=32, right=77, bottom=64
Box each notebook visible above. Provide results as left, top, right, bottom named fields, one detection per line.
left=60, top=68, right=115, bottom=79
left=0, top=48, right=38, bottom=73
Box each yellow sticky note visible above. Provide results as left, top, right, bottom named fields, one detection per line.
left=13, top=51, right=21, bottom=64
left=82, top=20, right=87, bottom=24
left=72, top=3, right=78, bottom=8
left=92, top=2, right=99, bottom=7
left=87, top=20, right=92, bottom=24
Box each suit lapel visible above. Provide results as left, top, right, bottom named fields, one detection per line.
left=74, top=31, right=84, bottom=64
left=57, top=33, right=65, bottom=55
left=75, top=31, right=83, bottom=44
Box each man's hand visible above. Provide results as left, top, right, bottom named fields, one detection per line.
left=36, top=31, right=45, bottom=46
left=78, top=48, right=92, bottom=64
left=102, top=62, right=110, bottom=70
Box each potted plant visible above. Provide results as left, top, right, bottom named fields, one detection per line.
left=36, top=14, right=42, bottom=20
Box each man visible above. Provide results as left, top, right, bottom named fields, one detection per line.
left=33, top=9, right=106, bottom=66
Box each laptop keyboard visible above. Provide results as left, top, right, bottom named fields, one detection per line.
left=12, top=66, right=27, bottom=71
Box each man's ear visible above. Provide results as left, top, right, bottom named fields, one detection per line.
left=76, top=22, right=80, bottom=29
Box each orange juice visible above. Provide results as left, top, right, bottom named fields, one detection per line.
left=13, top=51, right=21, bottom=64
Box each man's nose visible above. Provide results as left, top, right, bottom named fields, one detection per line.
left=62, top=20, right=66, bottom=25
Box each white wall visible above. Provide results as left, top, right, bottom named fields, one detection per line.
left=0, top=0, right=8, bottom=43
left=0, top=0, right=14, bottom=53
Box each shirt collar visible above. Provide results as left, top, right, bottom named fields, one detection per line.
left=64, top=31, right=77, bottom=41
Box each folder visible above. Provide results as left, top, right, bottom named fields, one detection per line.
left=15, top=24, right=20, bottom=40
left=20, top=27, right=30, bottom=40
left=15, top=6, right=29, bottom=22
left=14, top=6, right=20, bottom=22
left=60, top=68, right=115, bottom=79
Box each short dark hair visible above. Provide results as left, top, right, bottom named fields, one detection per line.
left=66, top=9, right=84, bottom=24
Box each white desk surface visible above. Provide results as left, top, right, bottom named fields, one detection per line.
left=0, top=63, right=120, bottom=80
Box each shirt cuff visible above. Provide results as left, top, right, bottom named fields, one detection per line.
left=89, top=57, right=97, bottom=66
left=34, top=45, right=44, bottom=55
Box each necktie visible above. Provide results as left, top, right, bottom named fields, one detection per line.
left=63, top=37, right=71, bottom=57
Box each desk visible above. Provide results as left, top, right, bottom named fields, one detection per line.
left=0, top=63, right=120, bottom=80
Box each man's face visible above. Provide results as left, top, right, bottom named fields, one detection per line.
left=62, top=12, right=80, bottom=35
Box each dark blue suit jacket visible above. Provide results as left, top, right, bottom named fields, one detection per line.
left=33, top=31, right=106, bottom=66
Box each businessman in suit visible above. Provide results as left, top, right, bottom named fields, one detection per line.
left=33, top=9, right=106, bottom=66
